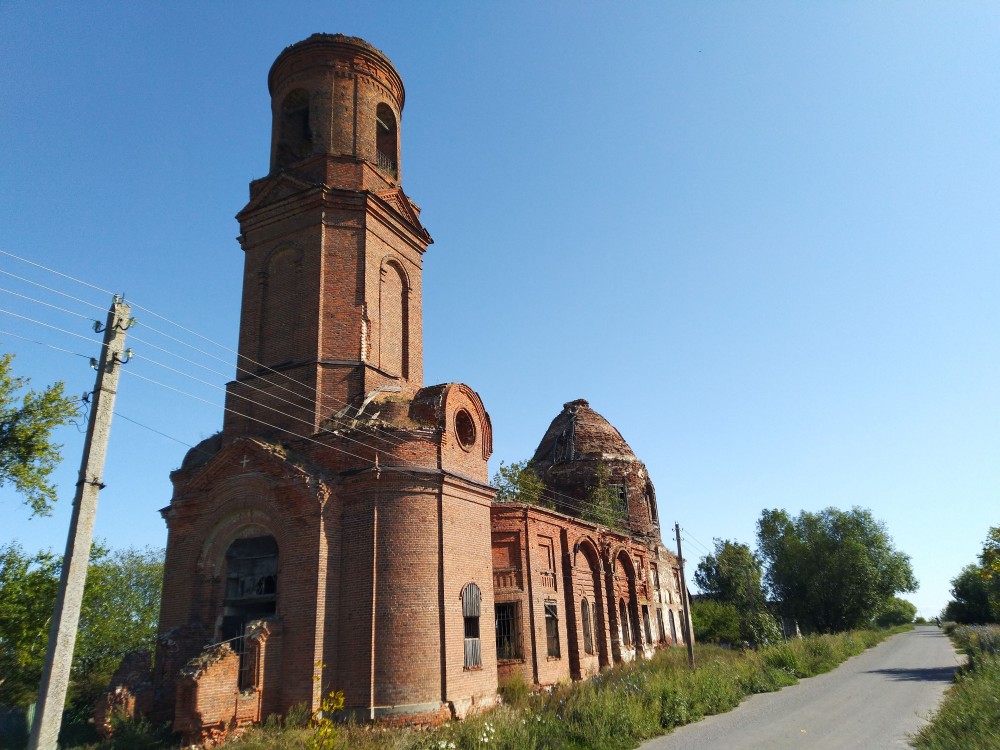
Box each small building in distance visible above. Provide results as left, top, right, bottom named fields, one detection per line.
left=96, top=34, right=691, bottom=745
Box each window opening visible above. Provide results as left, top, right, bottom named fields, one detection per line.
left=494, top=602, right=522, bottom=660
left=276, top=89, right=312, bottom=168
left=462, top=582, right=481, bottom=668
left=669, top=609, right=678, bottom=644
left=656, top=608, right=666, bottom=644
left=222, top=535, right=278, bottom=689
left=544, top=601, right=561, bottom=658
left=581, top=598, right=594, bottom=655
left=642, top=605, right=653, bottom=645
left=609, top=484, right=628, bottom=516
left=375, top=103, right=397, bottom=177
left=619, top=599, right=631, bottom=648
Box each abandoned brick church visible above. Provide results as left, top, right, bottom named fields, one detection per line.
left=100, top=34, right=690, bottom=743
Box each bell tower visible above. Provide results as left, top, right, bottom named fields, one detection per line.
left=224, top=34, right=432, bottom=439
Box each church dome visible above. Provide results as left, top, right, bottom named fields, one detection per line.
left=532, top=399, right=637, bottom=465
left=529, top=400, right=659, bottom=534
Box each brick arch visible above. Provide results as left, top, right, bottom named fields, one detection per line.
left=570, top=535, right=609, bottom=672
left=449, top=383, right=493, bottom=460
left=198, top=508, right=284, bottom=578
left=571, top=534, right=601, bottom=569
left=378, top=256, right=409, bottom=377
left=258, top=244, right=304, bottom=367
left=614, top=549, right=642, bottom=652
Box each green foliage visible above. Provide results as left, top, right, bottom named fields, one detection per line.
left=914, top=625, right=1000, bottom=750
left=0, top=542, right=163, bottom=709
left=307, top=690, right=344, bottom=749
left=0, top=542, right=62, bottom=707
left=491, top=460, right=550, bottom=508
left=690, top=599, right=740, bottom=644
left=497, top=671, right=532, bottom=709
left=0, top=353, right=79, bottom=515
left=582, top=461, right=625, bottom=529
left=875, top=597, right=917, bottom=628
left=694, top=539, right=764, bottom=604
left=943, top=525, right=1000, bottom=625
left=756, top=506, right=917, bottom=633
left=694, top=539, right=782, bottom=645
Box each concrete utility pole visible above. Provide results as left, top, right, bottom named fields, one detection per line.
left=28, top=297, right=132, bottom=750
left=675, top=522, right=695, bottom=669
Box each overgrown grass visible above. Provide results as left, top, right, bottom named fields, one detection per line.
left=913, top=624, right=1000, bottom=750
left=59, top=628, right=903, bottom=750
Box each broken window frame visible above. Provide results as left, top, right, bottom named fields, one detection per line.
left=544, top=601, right=561, bottom=658
left=581, top=597, right=594, bottom=655
left=619, top=599, right=632, bottom=648
left=494, top=601, right=522, bottom=661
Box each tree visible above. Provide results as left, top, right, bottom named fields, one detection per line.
left=492, top=460, right=549, bottom=507
left=942, top=527, right=1000, bottom=624
left=875, top=597, right=917, bottom=627
left=690, top=599, right=741, bottom=644
left=757, top=506, right=917, bottom=633
left=978, top=526, right=1000, bottom=622
left=582, top=461, right=626, bottom=529
left=695, top=539, right=766, bottom=606
left=0, top=542, right=163, bottom=708
left=943, top=565, right=994, bottom=624
left=0, top=353, right=78, bottom=515
left=694, top=539, right=782, bottom=645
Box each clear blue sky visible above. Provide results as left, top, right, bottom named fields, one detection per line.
left=2, top=3, right=998, bottom=619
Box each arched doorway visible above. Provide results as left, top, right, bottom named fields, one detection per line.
left=221, top=535, right=278, bottom=687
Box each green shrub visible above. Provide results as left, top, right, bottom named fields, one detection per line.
left=497, top=671, right=533, bottom=710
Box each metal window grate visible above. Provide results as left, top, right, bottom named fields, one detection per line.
left=495, top=602, right=522, bottom=660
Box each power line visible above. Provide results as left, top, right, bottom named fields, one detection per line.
left=0, top=286, right=95, bottom=321
left=0, top=328, right=91, bottom=361
left=0, top=249, right=115, bottom=298
left=121, top=369, right=376, bottom=466
left=0, top=248, right=429, bottom=451
left=0, top=267, right=109, bottom=314
left=133, top=351, right=409, bottom=459
left=0, top=308, right=106, bottom=347
left=0, top=251, right=669, bottom=531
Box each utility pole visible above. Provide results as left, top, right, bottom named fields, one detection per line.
left=675, top=522, right=695, bottom=669
left=28, top=297, right=132, bottom=750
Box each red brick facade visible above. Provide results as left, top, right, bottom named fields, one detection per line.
left=100, top=34, right=691, bottom=745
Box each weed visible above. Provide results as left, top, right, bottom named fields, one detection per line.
left=914, top=624, right=1000, bottom=750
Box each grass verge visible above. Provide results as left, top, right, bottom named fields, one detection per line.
left=913, top=624, right=1000, bottom=750
left=60, top=627, right=905, bottom=750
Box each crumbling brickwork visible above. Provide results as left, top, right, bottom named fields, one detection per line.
left=99, top=35, right=691, bottom=744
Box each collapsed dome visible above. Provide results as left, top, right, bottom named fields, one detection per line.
left=531, top=399, right=659, bottom=533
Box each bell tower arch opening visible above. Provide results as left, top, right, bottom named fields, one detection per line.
left=376, top=103, right=398, bottom=177
left=275, top=88, right=312, bottom=170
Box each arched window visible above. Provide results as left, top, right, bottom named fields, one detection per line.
left=619, top=599, right=631, bottom=648
left=378, top=260, right=408, bottom=377
left=375, top=103, right=397, bottom=176
left=276, top=89, right=312, bottom=168
left=462, top=582, right=481, bottom=668
left=222, top=535, right=278, bottom=688
left=581, top=598, right=594, bottom=655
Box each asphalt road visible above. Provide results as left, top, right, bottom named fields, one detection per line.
left=639, top=626, right=960, bottom=750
